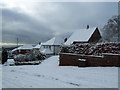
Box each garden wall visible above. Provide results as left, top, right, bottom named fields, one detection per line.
left=59, top=53, right=120, bottom=67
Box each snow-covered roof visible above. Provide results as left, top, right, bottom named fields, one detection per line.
left=42, top=37, right=63, bottom=46
left=12, top=45, right=33, bottom=52
left=41, top=49, right=53, bottom=54
left=65, top=27, right=98, bottom=45
left=33, top=43, right=42, bottom=49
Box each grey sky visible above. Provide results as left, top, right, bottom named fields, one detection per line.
left=1, top=2, right=118, bottom=44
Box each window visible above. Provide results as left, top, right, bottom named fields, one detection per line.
left=49, top=46, right=51, bottom=50
left=43, top=46, right=45, bottom=48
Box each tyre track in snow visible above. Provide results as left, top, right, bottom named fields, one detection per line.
left=3, top=67, right=78, bottom=88
left=2, top=56, right=118, bottom=88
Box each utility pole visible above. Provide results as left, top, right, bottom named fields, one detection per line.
left=17, top=37, right=18, bottom=47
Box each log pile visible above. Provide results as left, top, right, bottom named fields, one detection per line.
left=60, top=43, right=120, bottom=56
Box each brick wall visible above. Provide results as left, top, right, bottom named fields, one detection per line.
left=59, top=53, right=120, bottom=67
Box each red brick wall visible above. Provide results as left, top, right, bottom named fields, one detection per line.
left=59, top=53, right=120, bottom=67
left=59, top=54, right=79, bottom=66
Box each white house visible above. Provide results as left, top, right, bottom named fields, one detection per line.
left=41, top=49, right=53, bottom=55
left=65, top=27, right=102, bottom=45
left=33, top=43, right=42, bottom=50
left=42, top=37, right=64, bottom=55
left=11, top=45, right=33, bottom=55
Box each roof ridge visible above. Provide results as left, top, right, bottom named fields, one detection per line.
left=65, top=27, right=98, bottom=45
left=53, top=37, right=56, bottom=45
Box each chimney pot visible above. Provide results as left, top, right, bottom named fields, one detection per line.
left=87, top=25, right=89, bottom=29
left=39, top=42, right=41, bottom=45
left=64, top=38, right=67, bottom=42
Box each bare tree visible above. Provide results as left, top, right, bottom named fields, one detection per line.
left=102, top=15, right=119, bottom=42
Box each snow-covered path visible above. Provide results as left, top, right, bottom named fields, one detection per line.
left=2, top=56, right=118, bottom=88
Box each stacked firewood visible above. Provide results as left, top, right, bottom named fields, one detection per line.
left=60, top=43, right=120, bottom=56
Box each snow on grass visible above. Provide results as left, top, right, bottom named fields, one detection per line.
left=2, top=56, right=118, bottom=88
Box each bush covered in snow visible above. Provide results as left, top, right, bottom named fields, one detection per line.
left=14, top=50, right=46, bottom=62
left=60, top=43, right=120, bottom=56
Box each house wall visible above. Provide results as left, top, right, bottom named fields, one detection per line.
left=12, top=49, right=31, bottom=55
left=51, top=46, right=61, bottom=55
left=59, top=53, right=120, bottom=67
left=42, top=45, right=61, bottom=55
left=88, top=28, right=102, bottom=43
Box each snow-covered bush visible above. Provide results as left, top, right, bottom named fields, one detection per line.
left=14, top=50, right=46, bottom=62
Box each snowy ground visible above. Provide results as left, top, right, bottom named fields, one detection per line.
left=2, top=56, right=119, bottom=88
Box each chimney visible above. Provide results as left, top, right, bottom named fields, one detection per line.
left=87, top=25, right=89, bottom=29
left=64, top=38, right=67, bottom=42
left=39, top=42, right=41, bottom=45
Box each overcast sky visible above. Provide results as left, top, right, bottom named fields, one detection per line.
left=1, top=1, right=118, bottom=44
